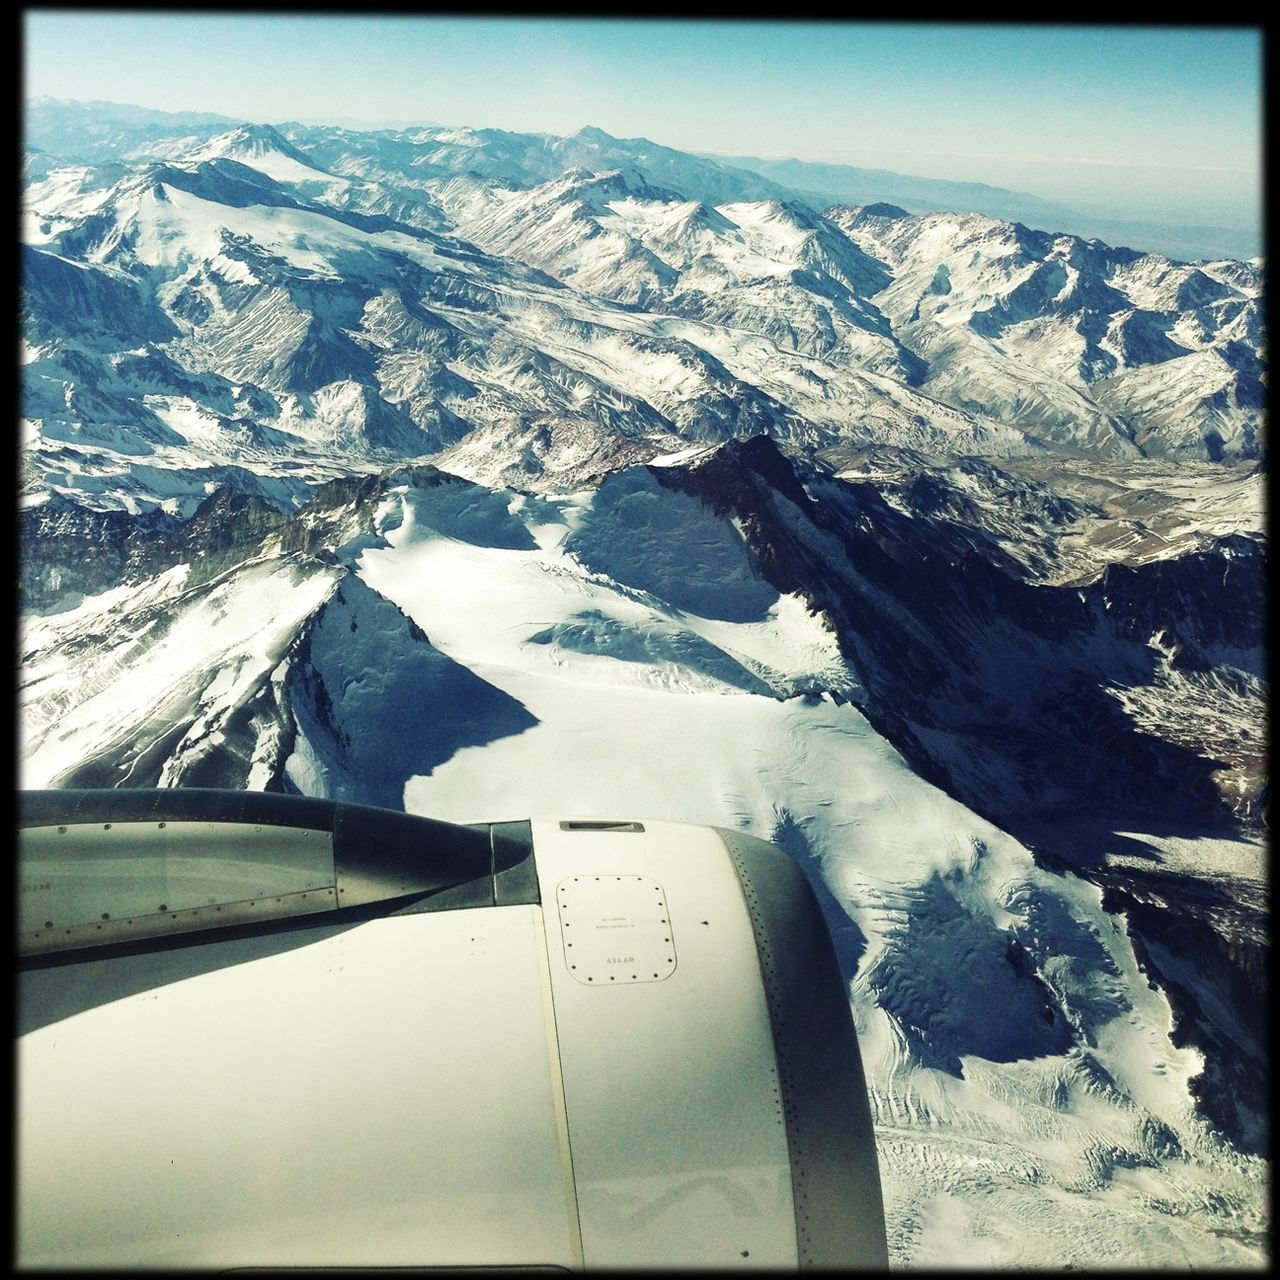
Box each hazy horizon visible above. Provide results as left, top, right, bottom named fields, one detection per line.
left=23, top=15, right=1262, bottom=255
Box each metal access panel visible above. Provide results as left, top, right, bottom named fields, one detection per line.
left=555, top=875, right=676, bottom=984
left=534, top=819, right=797, bottom=1269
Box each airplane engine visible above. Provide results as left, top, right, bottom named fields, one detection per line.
left=17, top=789, right=887, bottom=1270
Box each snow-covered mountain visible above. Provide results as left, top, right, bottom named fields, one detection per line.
left=832, top=204, right=1264, bottom=460
left=20, top=99, right=1269, bottom=1269
left=23, top=109, right=1264, bottom=500
left=431, top=167, right=918, bottom=380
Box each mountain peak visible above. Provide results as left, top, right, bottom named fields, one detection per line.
left=652, top=434, right=818, bottom=516
left=218, top=122, right=306, bottom=159
left=548, top=165, right=686, bottom=208
left=858, top=202, right=911, bottom=221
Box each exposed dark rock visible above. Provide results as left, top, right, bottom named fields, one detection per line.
left=18, top=462, right=463, bottom=612
left=651, top=435, right=1266, bottom=1140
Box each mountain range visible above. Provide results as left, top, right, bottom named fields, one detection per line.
left=19, top=98, right=1269, bottom=1268
left=702, top=151, right=1260, bottom=265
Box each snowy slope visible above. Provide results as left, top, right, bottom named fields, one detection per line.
left=20, top=556, right=341, bottom=789
left=188, top=123, right=352, bottom=194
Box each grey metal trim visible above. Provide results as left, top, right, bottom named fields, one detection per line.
left=716, top=827, right=888, bottom=1270
left=330, top=801, right=492, bottom=908
left=492, top=821, right=540, bottom=906
left=17, top=791, right=540, bottom=958
left=18, top=788, right=336, bottom=832
left=557, top=820, right=645, bottom=833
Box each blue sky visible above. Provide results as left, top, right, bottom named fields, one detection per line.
left=24, top=15, right=1261, bottom=235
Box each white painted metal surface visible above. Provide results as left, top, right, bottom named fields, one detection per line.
left=18, top=906, right=579, bottom=1269
left=531, top=818, right=799, bottom=1269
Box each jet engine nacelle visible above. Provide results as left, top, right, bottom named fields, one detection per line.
left=17, top=789, right=887, bottom=1270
